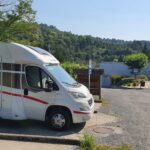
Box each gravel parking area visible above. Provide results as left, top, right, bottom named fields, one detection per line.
left=97, top=88, right=150, bottom=150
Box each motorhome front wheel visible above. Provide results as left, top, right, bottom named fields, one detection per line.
left=48, top=109, right=71, bottom=131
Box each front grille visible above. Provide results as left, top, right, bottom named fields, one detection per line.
left=88, top=99, right=93, bottom=106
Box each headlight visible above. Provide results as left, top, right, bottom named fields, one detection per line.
left=70, top=92, right=87, bottom=99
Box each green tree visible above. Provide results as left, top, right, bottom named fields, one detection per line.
left=62, top=62, right=87, bottom=78
left=124, top=53, right=148, bottom=76
left=0, top=0, right=37, bottom=41
left=142, top=43, right=150, bottom=60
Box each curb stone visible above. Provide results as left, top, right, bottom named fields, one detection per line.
left=94, top=100, right=102, bottom=103
left=0, top=133, right=80, bottom=145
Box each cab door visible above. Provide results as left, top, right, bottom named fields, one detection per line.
left=22, top=65, right=59, bottom=120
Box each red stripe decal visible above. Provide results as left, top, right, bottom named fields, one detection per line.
left=73, top=111, right=90, bottom=115
left=1, top=90, right=48, bottom=105
left=23, top=95, right=48, bottom=105
left=2, top=91, right=22, bottom=97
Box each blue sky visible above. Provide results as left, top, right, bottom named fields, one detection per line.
left=33, top=0, right=150, bottom=41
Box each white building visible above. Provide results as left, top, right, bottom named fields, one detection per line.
left=100, top=62, right=150, bottom=87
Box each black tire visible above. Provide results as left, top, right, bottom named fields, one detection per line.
left=47, top=109, right=71, bottom=131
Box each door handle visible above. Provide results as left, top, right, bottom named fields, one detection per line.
left=24, top=88, right=28, bottom=96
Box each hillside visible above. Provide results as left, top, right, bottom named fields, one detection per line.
left=15, top=23, right=150, bottom=64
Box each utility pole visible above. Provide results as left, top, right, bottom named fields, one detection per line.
left=48, top=43, right=51, bottom=53
left=88, top=59, right=92, bottom=90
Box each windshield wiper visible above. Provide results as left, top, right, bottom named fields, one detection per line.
left=73, top=82, right=80, bottom=86
left=62, top=82, right=78, bottom=86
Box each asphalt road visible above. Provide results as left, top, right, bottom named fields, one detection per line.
left=98, top=88, right=150, bottom=150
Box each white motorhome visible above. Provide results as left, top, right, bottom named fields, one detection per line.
left=0, top=42, right=94, bottom=130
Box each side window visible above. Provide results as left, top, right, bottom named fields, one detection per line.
left=26, top=66, right=41, bottom=89
left=12, top=74, right=20, bottom=89
left=3, top=73, right=11, bottom=87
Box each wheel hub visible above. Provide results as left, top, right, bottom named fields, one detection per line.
left=51, top=114, right=65, bottom=128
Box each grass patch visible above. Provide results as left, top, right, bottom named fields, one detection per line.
left=80, top=134, right=96, bottom=150
left=96, top=145, right=131, bottom=150
left=80, top=134, right=131, bottom=150
left=101, top=98, right=109, bottom=107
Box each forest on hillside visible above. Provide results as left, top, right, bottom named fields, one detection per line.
left=15, top=23, right=150, bottom=64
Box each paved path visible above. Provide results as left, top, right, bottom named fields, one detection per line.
left=145, top=81, right=150, bottom=88
left=0, top=140, right=78, bottom=150
left=98, top=88, right=150, bottom=150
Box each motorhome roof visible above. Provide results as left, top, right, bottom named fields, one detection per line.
left=0, top=42, right=59, bottom=65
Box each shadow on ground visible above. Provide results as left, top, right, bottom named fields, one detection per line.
left=0, top=119, right=86, bottom=137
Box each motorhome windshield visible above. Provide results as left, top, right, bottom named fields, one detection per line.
left=45, top=65, right=78, bottom=87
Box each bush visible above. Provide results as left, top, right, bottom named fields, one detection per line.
left=112, top=75, right=148, bottom=87
left=111, top=74, right=122, bottom=85
left=62, top=62, right=87, bottom=78
left=132, top=80, right=139, bottom=87
left=118, top=77, right=140, bottom=87
left=80, top=134, right=96, bottom=150
left=118, top=77, right=134, bottom=86
left=136, top=75, right=148, bottom=81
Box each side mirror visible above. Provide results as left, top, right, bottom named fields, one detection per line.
left=45, top=80, right=53, bottom=92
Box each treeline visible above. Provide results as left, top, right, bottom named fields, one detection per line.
left=14, top=23, right=150, bottom=64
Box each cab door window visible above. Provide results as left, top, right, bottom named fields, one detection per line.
left=25, top=66, right=58, bottom=91
left=26, top=66, right=41, bottom=89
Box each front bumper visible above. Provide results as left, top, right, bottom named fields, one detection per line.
left=72, top=103, right=94, bottom=123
